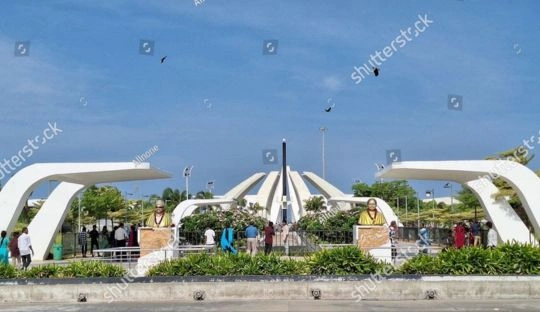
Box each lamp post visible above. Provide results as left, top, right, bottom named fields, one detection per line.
left=77, top=191, right=82, bottom=232
left=184, top=165, right=194, bottom=200
left=416, top=193, right=420, bottom=229
left=142, top=195, right=150, bottom=226
left=124, top=192, right=134, bottom=224
left=319, top=127, right=327, bottom=179
left=207, top=180, right=214, bottom=194
left=426, top=189, right=435, bottom=224
left=444, top=182, right=453, bottom=213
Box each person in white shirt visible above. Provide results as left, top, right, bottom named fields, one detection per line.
left=114, top=223, right=128, bottom=259
left=114, top=223, right=128, bottom=247
left=204, top=227, right=215, bottom=245
left=204, top=227, right=216, bottom=252
left=486, top=221, right=498, bottom=248
left=18, top=227, right=34, bottom=270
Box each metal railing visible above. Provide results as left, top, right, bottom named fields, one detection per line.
left=58, top=227, right=492, bottom=260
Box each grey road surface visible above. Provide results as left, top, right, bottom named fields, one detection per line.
left=1, top=300, right=539, bottom=312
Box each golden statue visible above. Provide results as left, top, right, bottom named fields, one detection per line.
left=145, top=199, right=173, bottom=227
left=358, top=198, right=386, bottom=225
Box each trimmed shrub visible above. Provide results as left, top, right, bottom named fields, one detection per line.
left=0, top=263, right=18, bottom=279
left=147, top=252, right=308, bottom=276
left=306, top=246, right=389, bottom=275
left=61, top=261, right=126, bottom=277
left=398, top=243, right=540, bottom=275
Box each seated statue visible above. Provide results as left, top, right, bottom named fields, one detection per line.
left=358, top=198, right=386, bottom=225
left=145, top=199, right=173, bottom=228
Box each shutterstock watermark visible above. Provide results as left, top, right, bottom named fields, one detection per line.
left=0, top=122, right=63, bottom=180
left=351, top=244, right=422, bottom=301
left=351, top=14, right=434, bottom=85
left=104, top=236, right=176, bottom=303
left=473, top=128, right=540, bottom=191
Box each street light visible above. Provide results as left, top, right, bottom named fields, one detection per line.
left=207, top=180, right=214, bottom=194
left=444, top=182, right=453, bottom=213
left=124, top=192, right=134, bottom=225
left=142, top=195, right=150, bottom=226
left=319, top=127, right=327, bottom=179
left=184, top=165, right=194, bottom=200
left=426, top=189, right=435, bottom=223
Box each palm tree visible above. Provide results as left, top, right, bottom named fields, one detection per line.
left=304, top=196, right=326, bottom=213
left=162, top=187, right=182, bottom=210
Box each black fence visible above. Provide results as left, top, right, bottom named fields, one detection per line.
left=58, top=226, right=492, bottom=259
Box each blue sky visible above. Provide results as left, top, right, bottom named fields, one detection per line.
left=1, top=0, right=539, bottom=201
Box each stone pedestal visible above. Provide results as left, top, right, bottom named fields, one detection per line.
left=139, top=227, right=174, bottom=257
left=353, top=225, right=391, bottom=263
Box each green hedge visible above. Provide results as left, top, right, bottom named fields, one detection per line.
left=0, top=261, right=126, bottom=279
left=148, top=246, right=387, bottom=276
left=398, top=244, right=540, bottom=275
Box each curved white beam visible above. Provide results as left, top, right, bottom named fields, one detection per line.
left=255, top=171, right=280, bottom=219
left=222, top=173, right=266, bottom=200
left=466, top=178, right=529, bottom=243
left=28, top=182, right=85, bottom=260
left=289, top=171, right=311, bottom=217
left=0, top=162, right=170, bottom=234
left=171, top=198, right=235, bottom=226
left=302, top=171, right=350, bottom=210
left=377, top=160, right=537, bottom=243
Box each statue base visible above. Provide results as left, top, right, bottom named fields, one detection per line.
left=353, top=225, right=391, bottom=263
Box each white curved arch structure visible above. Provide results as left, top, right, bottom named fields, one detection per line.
left=172, top=167, right=396, bottom=227
left=171, top=198, right=235, bottom=226
left=0, top=162, right=170, bottom=259
left=377, top=160, right=539, bottom=243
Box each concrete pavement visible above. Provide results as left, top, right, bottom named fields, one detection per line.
left=1, top=299, right=540, bottom=311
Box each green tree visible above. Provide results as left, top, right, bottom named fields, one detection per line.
left=70, top=185, right=124, bottom=229
left=303, top=196, right=326, bottom=213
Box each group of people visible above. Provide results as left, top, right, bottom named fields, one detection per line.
left=0, top=227, right=34, bottom=270
left=77, top=199, right=174, bottom=257
left=78, top=223, right=141, bottom=257
left=203, top=221, right=290, bottom=256
left=449, top=220, right=498, bottom=249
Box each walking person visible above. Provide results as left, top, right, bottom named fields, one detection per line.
left=245, top=222, right=259, bottom=256
left=114, top=223, right=128, bottom=259
left=89, top=225, right=100, bottom=257
left=18, top=227, right=34, bottom=270
left=78, top=226, right=88, bottom=258
left=471, top=220, right=481, bottom=247
left=454, top=222, right=466, bottom=249
left=281, top=222, right=290, bottom=256
left=9, top=232, right=21, bottom=267
left=100, top=226, right=110, bottom=249
left=486, top=221, right=498, bottom=248
left=263, top=221, right=275, bottom=255
left=204, top=227, right=216, bottom=252
left=0, top=231, right=10, bottom=265
left=220, top=223, right=237, bottom=255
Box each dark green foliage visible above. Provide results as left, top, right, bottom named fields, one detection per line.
left=147, top=247, right=385, bottom=276
left=0, top=263, right=18, bottom=278
left=306, top=246, right=389, bottom=275
left=147, top=252, right=309, bottom=276
left=0, top=261, right=126, bottom=279
left=399, top=243, right=540, bottom=275
left=60, top=261, right=126, bottom=277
